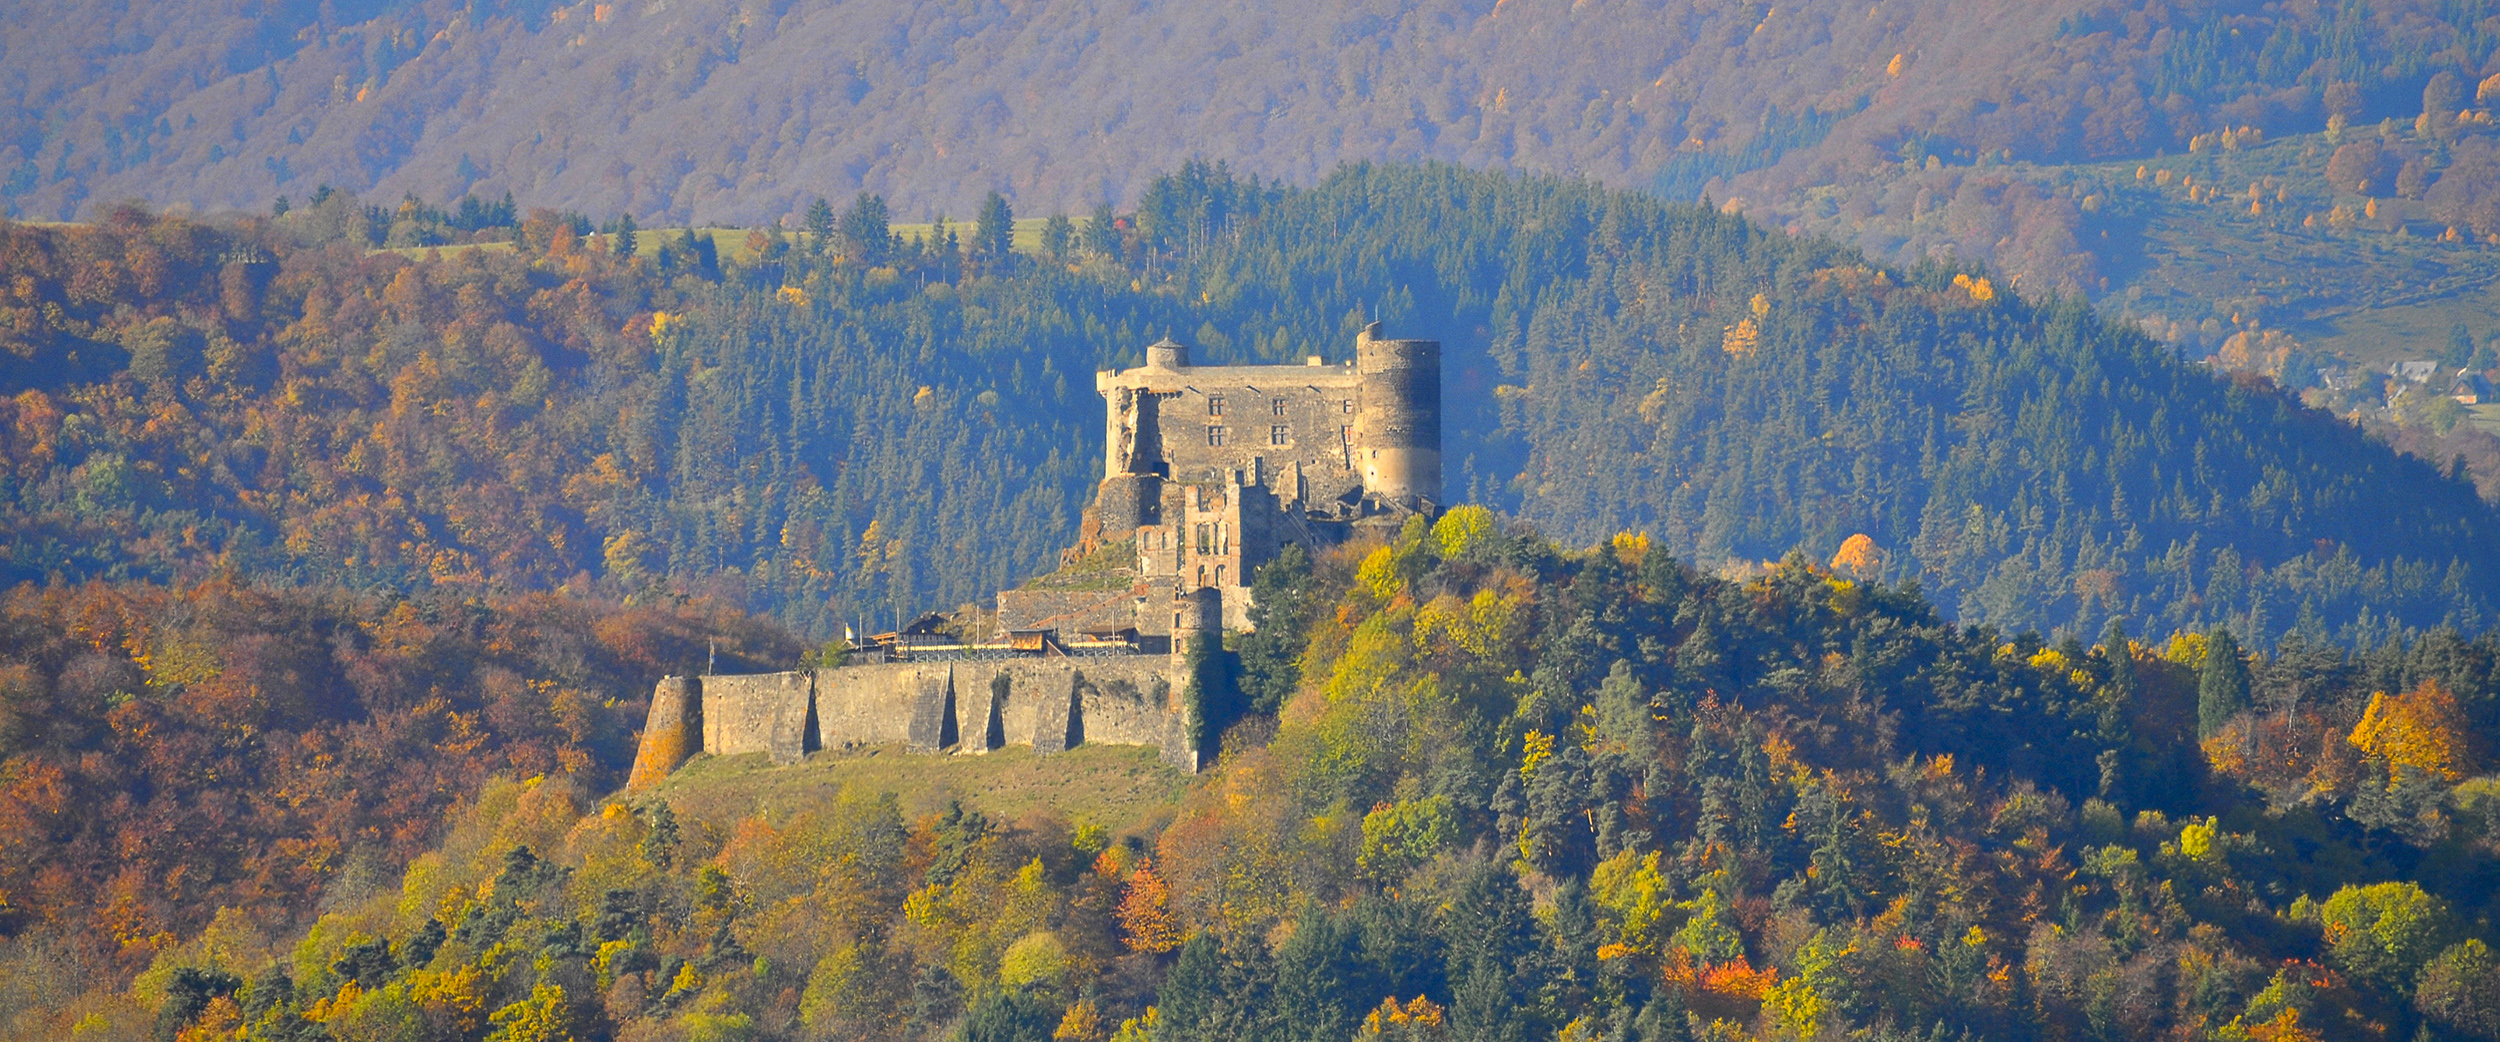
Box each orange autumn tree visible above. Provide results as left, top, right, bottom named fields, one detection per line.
left=1116, top=862, right=1180, bottom=954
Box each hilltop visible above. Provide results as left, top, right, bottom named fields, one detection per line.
left=43, top=516, right=2500, bottom=1042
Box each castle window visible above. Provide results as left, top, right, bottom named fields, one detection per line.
left=1208, top=395, right=1225, bottom=416
left=1270, top=425, right=1289, bottom=445
left=1342, top=399, right=1355, bottom=413
left=1206, top=425, right=1228, bottom=446
left=1195, top=523, right=1210, bottom=554
left=1215, top=565, right=1226, bottom=586
left=1195, top=565, right=1206, bottom=587
left=1271, top=397, right=1287, bottom=415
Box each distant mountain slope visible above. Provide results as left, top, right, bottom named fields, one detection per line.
left=12, top=0, right=2496, bottom=235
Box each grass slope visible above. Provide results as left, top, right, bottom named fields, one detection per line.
left=651, top=743, right=1191, bottom=843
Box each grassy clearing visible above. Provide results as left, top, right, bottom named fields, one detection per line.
left=2058, top=126, right=2500, bottom=368
left=648, top=742, right=1191, bottom=843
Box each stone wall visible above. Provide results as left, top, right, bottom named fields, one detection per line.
left=631, top=655, right=1200, bottom=779
left=700, top=671, right=815, bottom=765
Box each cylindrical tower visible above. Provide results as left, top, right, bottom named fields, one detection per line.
left=1172, top=585, right=1223, bottom=642
left=1353, top=324, right=1441, bottom=504
left=627, top=675, right=702, bottom=790
left=1145, top=336, right=1190, bottom=369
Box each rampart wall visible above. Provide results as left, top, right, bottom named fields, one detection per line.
left=629, top=655, right=1199, bottom=784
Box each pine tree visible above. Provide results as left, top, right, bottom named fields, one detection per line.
left=975, top=190, right=1015, bottom=269
left=2198, top=628, right=2251, bottom=738
left=613, top=213, right=637, bottom=259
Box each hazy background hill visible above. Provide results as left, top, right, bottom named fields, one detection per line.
left=6, top=0, right=2483, bottom=229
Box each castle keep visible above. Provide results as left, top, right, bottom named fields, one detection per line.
left=627, top=324, right=1440, bottom=784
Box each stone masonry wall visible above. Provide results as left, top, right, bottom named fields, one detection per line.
left=700, top=672, right=814, bottom=765
left=635, top=655, right=1199, bottom=778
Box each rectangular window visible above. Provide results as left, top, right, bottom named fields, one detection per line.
left=1272, top=397, right=1287, bottom=415
left=1270, top=425, right=1290, bottom=445
left=1208, top=395, right=1225, bottom=416
left=1195, top=524, right=1210, bottom=554
left=1214, top=565, right=1226, bottom=586
left=1206, top=425, right=1227, bottom=447
left=1342, top=399, right=1355, bottom=414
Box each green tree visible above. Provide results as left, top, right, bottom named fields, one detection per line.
left=2445, top=323, right=2477, bottom=371
left=2418, top=940, right=2500, bottom=1039
left=804, top=197, right=837, bottom=257
left=2319, top=882, right=2452, bottom=992
left=1040, top=214, right=1074, bottom=261
left=1273, top=905, right=1368, bottom=1042
left=1237, top=543, right=1314, bottom=715
left=1082, top=202, right=1118, bottom=257
left=613, top=213, right=637, bottom=258
left=839, top=192, right=891, bottom=264
left=2198, top=628, right=2250, bottom=738
left=975, top=190, right=1015, bottom=268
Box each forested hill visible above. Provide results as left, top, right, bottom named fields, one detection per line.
left=0, top=164, right=2493, bottom=647
left=99, top=515, right=2500, bottom=1042
left=8, top=0, right=2496, bottom=231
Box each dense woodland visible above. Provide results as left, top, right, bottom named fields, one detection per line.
left=52, top=513, right=2500, bottom=1042
left=0, top=164, right=2492, bottom=646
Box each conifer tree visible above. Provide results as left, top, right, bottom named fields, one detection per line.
left=838, top=192, right=890, bottom=264
left=804, top=196, right=836, bottom=257
left=975, top=190, right=1014, bottom=268
left=2199, top=627, right=2251, bottom=738
left=1040, top=213, right=1074, bottom=261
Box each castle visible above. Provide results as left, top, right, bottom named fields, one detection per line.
left=626, top=324, right=1440, bottom=783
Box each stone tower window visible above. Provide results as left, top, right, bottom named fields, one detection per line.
left=1271, top=397, right=1287, bottom=415
left=1342, top=399, right=1355, bottom=413
left=1270, top=425, right=1289, bottom=445
left=1208, top=395, right=1225, bottom=415
left=1215, top=565, right=1226, bottom=586
left=1206, top=425, right=1227, bottom=446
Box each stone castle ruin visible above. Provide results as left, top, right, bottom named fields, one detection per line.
left=627, top=324, right=1440, bottom=784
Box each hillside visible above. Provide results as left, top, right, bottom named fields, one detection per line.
left=3, top=164, right=2497, bottom=648
left=3, top=0, right=2492, bottom=230
left=56, top=518, right=2500, bottom=1042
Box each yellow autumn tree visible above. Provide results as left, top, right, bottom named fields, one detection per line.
left=1829, top=534, right=1881, bottom=578
left=2350, top=680, right=2473, bottom=785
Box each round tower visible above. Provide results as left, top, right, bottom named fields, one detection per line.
left=1172, top=585, right=1223, bottom=642
left=627, top=675, right=702, bottom=790
left=1145, top=336, right=1190, bottom=369
left=1353, top=324, right=1442, bottom=504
